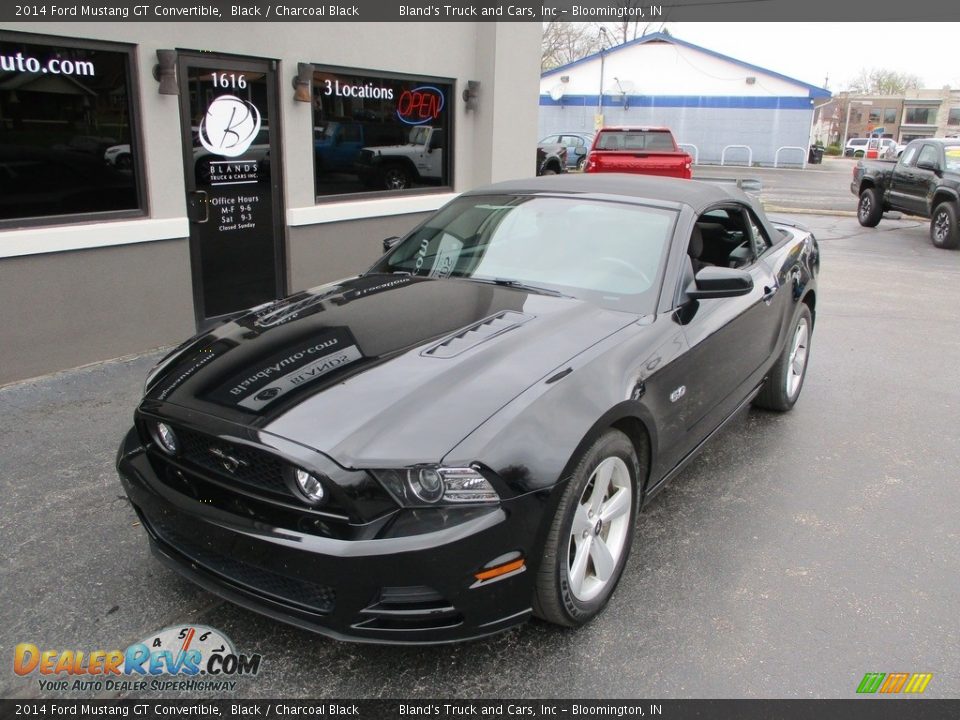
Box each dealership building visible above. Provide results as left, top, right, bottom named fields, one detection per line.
left=539, top=32, right=830, bottom=168
left=0, top=22, right=541, bottom=385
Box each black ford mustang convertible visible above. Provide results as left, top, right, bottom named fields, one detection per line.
left=117, top=174, right=819, bottom=644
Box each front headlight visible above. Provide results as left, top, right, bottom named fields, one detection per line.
left=372, top=466, right=500, bottom=507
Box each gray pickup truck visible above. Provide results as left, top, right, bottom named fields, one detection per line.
left=851, top=137, right=960, bottom=248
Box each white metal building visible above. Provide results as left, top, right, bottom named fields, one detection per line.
left=539, top=32, right=830, bottom=167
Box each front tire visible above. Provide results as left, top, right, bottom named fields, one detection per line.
left=857, top=187, right=883, bottom=227
left=930, top=203, right=960, bottom=249
left=754, top=304, right=813, bottom=412
left=534, top=430, right=640, bottom=627
left=381, top=165, right=411, bottom=190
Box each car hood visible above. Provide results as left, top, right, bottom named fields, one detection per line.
left=144, top=275, right=635, bottom=467
left=363, top=143, right=425, bottom=154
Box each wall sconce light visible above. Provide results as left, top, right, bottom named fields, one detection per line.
left=462, top=80, right=480, bottom=112
left=153, top=49, right=178, bottom=95
left=292, top=62, right=313, bottom=103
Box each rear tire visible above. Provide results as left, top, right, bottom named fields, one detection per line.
left=857, top=187, right=883, bottom=227
left=754, top=304, right=813, bottom=412
left=533, top=430, right=640, bottom=627
left=381, top=165, right=411, bottom=190
left=930, top=202, right=960, bottom=249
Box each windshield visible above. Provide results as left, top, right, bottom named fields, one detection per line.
left=409, top=127, right=430, bottom=146
left=945, top=146, right=960, bottom=172
left=370, top=194, right=676, bottom=311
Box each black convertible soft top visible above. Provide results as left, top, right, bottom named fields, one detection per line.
left=469, top=173, right=755, bottom=212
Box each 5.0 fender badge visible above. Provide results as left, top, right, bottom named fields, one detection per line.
left=670, top=385, right=687, bottom=403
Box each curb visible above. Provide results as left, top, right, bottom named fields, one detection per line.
left=762, top=206, right=857, bottom=217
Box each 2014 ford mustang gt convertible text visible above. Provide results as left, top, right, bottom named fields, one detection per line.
left=116, top=174, right=819, bottom=644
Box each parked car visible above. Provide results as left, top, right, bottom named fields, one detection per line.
left=0, top=144, right=137, bottom=220
left=584, top=126, right=692, bottom=178
left=845, top=137, right=896, bottom=158
left=354, top=125, right=444, bottom=190
left=314, top=121, right=406, bottom=175
left=536, top=141, right=567, bottom=175
left=852, top=137, right=960, bottom=248
left=539, top=132, right=595, bottom=171
left=117, top=173, right=819, bottom=644
left=103, top=144, right=133, bottom=170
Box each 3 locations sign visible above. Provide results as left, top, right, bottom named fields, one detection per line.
left=311, top=66, right=453, bottom=196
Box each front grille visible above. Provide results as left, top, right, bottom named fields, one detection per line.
left=175, top=427, right=289, bottom=497
left=146, top=512, right=336, bottom=614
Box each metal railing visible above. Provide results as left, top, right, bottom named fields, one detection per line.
left=677, top=143, right=699, bottom=165
left=720, top=145, right=753, bottom=166
left=774, top=146, right=806, bottom=169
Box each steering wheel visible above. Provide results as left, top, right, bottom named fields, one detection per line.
left=595, top=256, right=652, bottom=286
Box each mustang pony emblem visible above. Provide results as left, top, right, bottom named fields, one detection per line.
left=208, top=447, right=248, bottom=473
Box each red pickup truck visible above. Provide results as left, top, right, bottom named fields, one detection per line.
left=584, top=126, right=692, bottom=179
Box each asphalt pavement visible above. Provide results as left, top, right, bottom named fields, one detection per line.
left=2, top=210, right=959, bottom=700
left=694, top=156, right=857, bottom=213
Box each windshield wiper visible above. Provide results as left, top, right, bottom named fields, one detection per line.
left=473, top=277, right=573, bottom=298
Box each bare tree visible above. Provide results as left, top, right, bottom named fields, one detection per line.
left=541, top=22, right=604, bottom=71
left=602, top=18, right=670, bottom=44
left=540, top=20, right=673, bottom=73
left=846, top=68, right=923, bottom=95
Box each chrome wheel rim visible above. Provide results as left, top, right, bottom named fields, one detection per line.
left=859, top=195, right=871, bottom=220
left=567, top=456, right=632, bottom=602
left=785, top=317, right=810, bottom=398
left=934, top=210, right=949, bottom=241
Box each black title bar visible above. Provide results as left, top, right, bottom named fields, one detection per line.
left=3, top=0, right=959, bottom=22
left=1, top=699, right=959, bottom=719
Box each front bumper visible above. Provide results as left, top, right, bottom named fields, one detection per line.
left=116, top=428, right=553, bottom=644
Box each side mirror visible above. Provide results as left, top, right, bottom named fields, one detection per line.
left=382, top=236, right=402, bottom=253
left=686, top=266, right=753, bottom=300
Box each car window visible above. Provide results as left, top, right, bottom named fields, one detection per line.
left=944, top=146, right=960, bottom=173
left=597, top=130, right=673, bottom=151
left=917, top=144, right=940, bottom=168
left=374, top=194, right=677, bottom=311
left=689, top=206, right=759, bottom=271
left=899, top=145, right=919, bottom=167
left=541, top=135, right=560, bottom=144
left=745, top=210, right=773, bottom=257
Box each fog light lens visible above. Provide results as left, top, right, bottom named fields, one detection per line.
left=152, top=422, right=178, bottom=455
left=295, top=468, right=325, bottom=503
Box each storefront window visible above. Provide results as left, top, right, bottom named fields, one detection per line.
left=0, top=33, right=142, bottom=224
left=904, top=107, right=935, bottom=125
left=311, top=66, right=453, bottom=198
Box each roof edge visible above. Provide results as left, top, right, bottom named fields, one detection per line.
left=541, top=32, right=831, bottom=99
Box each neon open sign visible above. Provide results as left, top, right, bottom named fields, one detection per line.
left=397, top=86, right=444, bottom=126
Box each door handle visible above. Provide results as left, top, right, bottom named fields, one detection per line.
left=762, top=285, right=777, bottom=303
left=187, top=190, right=209, bottom=224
